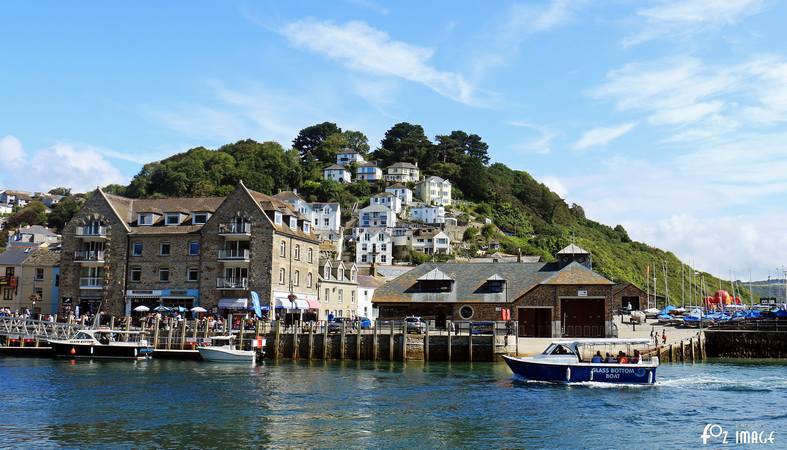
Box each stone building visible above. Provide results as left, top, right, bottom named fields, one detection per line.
left=59, top=182, right=320, bottom=318
left=373, top=246, right=615, bottom=337
left=317, top=258, right=358, bottom=320
left=0, top=246, right=60, bottom=315
left=613, top=283, right=648, bottom=311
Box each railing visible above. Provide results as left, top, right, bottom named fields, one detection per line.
left=75, top=226, right=107, bottom=237
left=79, top=277, right=104, bottom=288
left=74, top=250, right=105, bottom=262
left=218, top=223, right=251, bottom=234
left=217, top=249, right=250, bottom=260
left=216, top=277, right=248, bottom=289
left=0, top=316, right=81, bottom=340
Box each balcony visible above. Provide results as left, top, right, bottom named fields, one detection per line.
left=216, top=277, right=248, bottom=290
left=74, top=250, right=105, bottom=264
left=75, top=226, right=107, bottom=239
left=218, top=222, right=251, bottom=237
left=217, top=249, right=250, bottom=262
left=79, top=277, right=104, bottom=289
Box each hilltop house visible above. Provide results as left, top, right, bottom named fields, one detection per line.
left=411, top=229, right=451, bottom=255
left=359, top=204, right=397, bottom=228
left=7, top=225, right=61, bottom=249
left=355, top=161, right=383, bottom=181
left=415, top=176, right=452, bottom=206
left=383, top=162, right=420, bottom=183
left=385, top=184, right=413, bottom=205
left=324, top=165, right=351, bottom=183
left=409, top=205, right=445, bottom=224
left=353, top=228, right=392, bottom=265
left=336, top=150, right=365, bottom=166
left=370, top=192, right=402, bottom=214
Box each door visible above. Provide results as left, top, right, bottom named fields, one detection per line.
left=561, top=299, right=605, bottom=338
left=622, top=296, right=640, bottom=311
left=518, top=308, right=552, bottom=337
left=435, top=307, right=447, bottom=329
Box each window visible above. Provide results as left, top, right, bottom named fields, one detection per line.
left=378, top=233, right=385, bottom=241
left=187, top=268, right=199, bottom=282
left=160, top=243, right=171, bottom=256
left=350, top=269, right=356, bottom=281
left=307, top=248, right=313, bottom=263
left=324, top=265, right=330, bottom=279
left=361, top=244, right=367, bottom=251
left=303, top=223, right=310, bottom=233
left=3, top=288, right=13, bottom=300
left=307, top=272, right=313, bottom=288
left=294, top=270, right=300, bottom=286
left=338, top=290, right=343, bottom=303
left=188, top=241, right=200, bottom=256
left=280, top=240, right=286, bottom=257
left=459, top=305, right=474, bottom=320
left=380, top=255, right=387, bottom=263
left=364, top=233, right=371, bottom=241
left=137, top=214, right=152, bottom=225
left=361, top=255, right=367, bottom=263
left=192, top=213, right=208, bottom=224
left=294, top=244, right=300, bottom=261
left=132, top=242, right=143, bottom=256
left=289, top=217, right=297, bottom=229
left=165, top=213, right=180, bottom=225
left=159, top=268, right=170, bottom=282
left=5, top=267, right=13, bottom=276
left=351, top=291, right=355, bottom=303
left=381, top=244, right=387, bottom=251
left=35, top=268, right=44, bottom=281
left=323, top=218, right=329, bottom=226
left=324, top=288, right=330, bottom=303
left=279, top=268, right=286, bottom=285
left=130, top=267, right=142, bottom=282
left=274, top=212, right=282, bottom=225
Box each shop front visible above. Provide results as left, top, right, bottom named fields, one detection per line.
left=273, top=291, right=319, bottom=324
left=125, top=289, right=200, bottom=315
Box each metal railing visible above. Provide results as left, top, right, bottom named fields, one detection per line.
left=74, top=250, right=105, bottom=262
left=218, top=223, right=251, bottom=234
left=216, top=277, right=248, bottom=289
left=75, top=226, right=107, bottom=237
left=79, top=277, right=104, bottom=288
left=217, top=249, right=250, bottom=260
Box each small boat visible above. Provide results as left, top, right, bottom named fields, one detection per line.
left=198, top=335, right=257, bottom=363
left=503, top=339, right=658, bottom=385
left=49, top=328, right=153, bottom=359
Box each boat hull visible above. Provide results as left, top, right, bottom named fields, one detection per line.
left=503, top=355, right=657, bottom=384
left=49, top=341, right=152, bottom=360
left=198, top=346, right=255, bottom=363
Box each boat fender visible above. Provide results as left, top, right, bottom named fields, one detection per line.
left=70, top=347, right=76, bottom=355
left=589, top=370, right=593, bottom=381
left=134, top=348, right=137, bottom=357
left=90, top=346, right=94, bottom=355
left=566, top=367, right=571, bottom=382
left=648, top=371, right=653, bottom=384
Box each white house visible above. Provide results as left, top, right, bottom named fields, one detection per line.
left=370, top=192, right=402, bottom=214
left=309, top=202, right=341, bottom=233
left=411, top=229, right=451, bottom=254
left=355, top=161, right=382, bottom=181
left=324, top=164, right=351, bottom=183
left=336, top=150, right=365, bottom=165
left=415, top=176, right=452, bottom=206
left=356, top=275, right=384, bottom=319
left=383, top=162, right=420, bottom=183
left=385, top=184, right=413, bottom=205
left=409, top=205, right=446, bottom=224
left=354, top=227, right=393, bottom=265
left=359, top=204, right=397, bottom=228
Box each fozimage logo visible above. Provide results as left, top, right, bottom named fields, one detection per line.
left=701, top=424, right=776, bottom=445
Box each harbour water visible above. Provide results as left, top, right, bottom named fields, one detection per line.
left=1, top=358, right=785, bottom=449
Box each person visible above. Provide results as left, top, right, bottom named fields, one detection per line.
left=591, top=351, right=603, bottom=363
left=605, top=352, right=616, bottom=363
left=631, top=349, right=641, bottom=364
left=618, top=351, right=629, bottom=364
left=661, top=329, right=667, bottom=345
left=627, top=302, right=632, bottom=311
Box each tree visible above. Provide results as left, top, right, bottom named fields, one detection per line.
left=101, top=184, right=127, bottom=196
left=292, top=122, right=342, bottom=163
left=373, top=122, right=433, bottom=168
left=48, top=187, right=71, bottom=196
left=434, top=130, right=490, bottom=165
left=7, top=202, right=47, bottom=228
left=614, top=224, right=632, bottom=243
left=47, top=196, right=85, bottom=232
left=343, top=130, right=370, bottom=156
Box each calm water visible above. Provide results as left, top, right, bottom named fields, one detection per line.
left=0, top=357, right=785, bottom=449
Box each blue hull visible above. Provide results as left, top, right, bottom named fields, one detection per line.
left=503, top=356, right=657, bottom=384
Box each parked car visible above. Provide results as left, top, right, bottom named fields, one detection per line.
left=470, top=321, right=495, bottom=335
left=327, top=318, right=348, bottom=333
left=405, top=316, right=427, bottom=334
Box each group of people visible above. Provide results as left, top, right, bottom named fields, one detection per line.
left=651, top=328, right=667, bottom=346
left=0, top=307, right=57, bottom=322
left=591, top=349, right=643, bottom=364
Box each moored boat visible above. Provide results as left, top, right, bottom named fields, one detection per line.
left=49, top=328, right=153, bottom=359
left=503, top=338, right=658, bottom=385
left=197, top=335, right=258, bottom=363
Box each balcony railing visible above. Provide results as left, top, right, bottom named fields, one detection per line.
left=217, top=249, right=250, bottom=260
left=79, top=277, right=104, bottom=289
left=75, top=226, right=107, bottom=237
left=74, top=250, right=105, bottom=262
left=218, top=222, right=251, bottom=234
left=216, top=277, right=248, bottom=289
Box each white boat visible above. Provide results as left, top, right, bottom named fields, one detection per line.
left=198, top=336, right=257, bottom=363
left=49, top=328, right=153, bottom=359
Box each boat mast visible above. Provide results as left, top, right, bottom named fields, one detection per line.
left=749, top=269, right=753, bottom=307
left=646, top=265, right=650, bottom=310
left=663, top=260, right=669, bottom=306
left=681, top=263, right=685, bottom=307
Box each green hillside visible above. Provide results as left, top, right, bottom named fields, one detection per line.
left=26, top=121, right=746, bottom=305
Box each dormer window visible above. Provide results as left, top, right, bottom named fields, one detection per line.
left=192, top=213, right=209, bottom=225
left=303, top=222, right=311, bottom=233
left=324, top=265, right=331, bottom=279
left=165, top=213, right=180, bottom=226
left=350, top=268, right=357, bottom=281
left=274, top=212, right=283, bottom=225
left=138, top=214, right=153, bottom=226
left=338, top=267, right=344, bottom=280
left=289, top=217, right=297, bottom=229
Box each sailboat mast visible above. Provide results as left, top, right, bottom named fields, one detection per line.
left=681, top=263, right=685, bottom=307
left=663, top=260, right=669, bottom=306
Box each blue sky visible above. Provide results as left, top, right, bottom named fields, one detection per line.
left=1, top=0, right=786, bottom=280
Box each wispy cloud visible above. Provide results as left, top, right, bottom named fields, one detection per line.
left=572, top=122, right=637, bottom=150
left=507, top=120, right=557, bottom=154
left=344, top=0, right=389, bottom=15
left=624, top=0, right=763, bottom=46
left=280, top=18, right=492, bottom=106
left=0, top=135, right=126, bottom=192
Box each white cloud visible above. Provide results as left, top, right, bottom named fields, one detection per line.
left=624, top=0, right=763, bottom=46
left=345, top=0, right=389, bottom=15
left=540, top=176, right=568, bottom=199
left=572, top=122, right=637, bottom=150
left=507, top=121, right=556, bottom=154
left=281, top=18, right=490, bottom=106
left=0, top=135, right=126, bottom=192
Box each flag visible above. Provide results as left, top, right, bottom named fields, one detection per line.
left=250, top=291, right=262, bottom=318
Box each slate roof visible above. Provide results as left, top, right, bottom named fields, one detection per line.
left=14, top=225, right=58, bottom=237
left=357, top=275, right=386, bottom=289
left=540, top=262, right=613, bottom=285
left=386, top=183, right=409, bottom=190
left=21, top=247, right=60, bottom=266
left=0, top=247, right=33, bottom=266
left=273, top=191, right=304, bottom=203
left=324, top=164, right=346, bottom=170
left=418, top=268, right=454, bottom=281
left=387, top=162, right=418, bottom=169
left=557, top=244, right=590, bottom=255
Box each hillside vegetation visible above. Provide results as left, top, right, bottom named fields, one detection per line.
left=4, top=121, right=748, bottom=305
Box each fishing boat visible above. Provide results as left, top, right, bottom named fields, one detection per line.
left=502, top=338, right=658, bottom=385
left=198, top=335, right=257, bottom=363
left=48, top=328, right=153, bottom=359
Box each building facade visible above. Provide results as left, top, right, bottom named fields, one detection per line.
left=409, top=205, right=446, bottom=224
left=370, top=192, right=402, bottom=214
left=355, top=162, right=382, bottom=181
left=323, top=165, right=351, bottom=183
left=317, top=258, right=358, bottom=320
left=353, top=227, right=393, bottom=265
left=415, top=176, right=452, bottom=206
left=359, top=204, right=397, bottom=228
left=336, top=150, right=365, bottom=165
left=7, top=225, right=61, bottom=249
left=383, top=162, right=420, bottom=183
left=385, top=184, right=413, bottom=205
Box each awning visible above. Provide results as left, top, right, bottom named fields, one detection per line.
left=293, top=299, right=310, bottom=310
left=275, top=298, right=293, bottom=309
left=218, top=298, right=248, bottom=309
left=306, top=298, right=320, bottom=309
